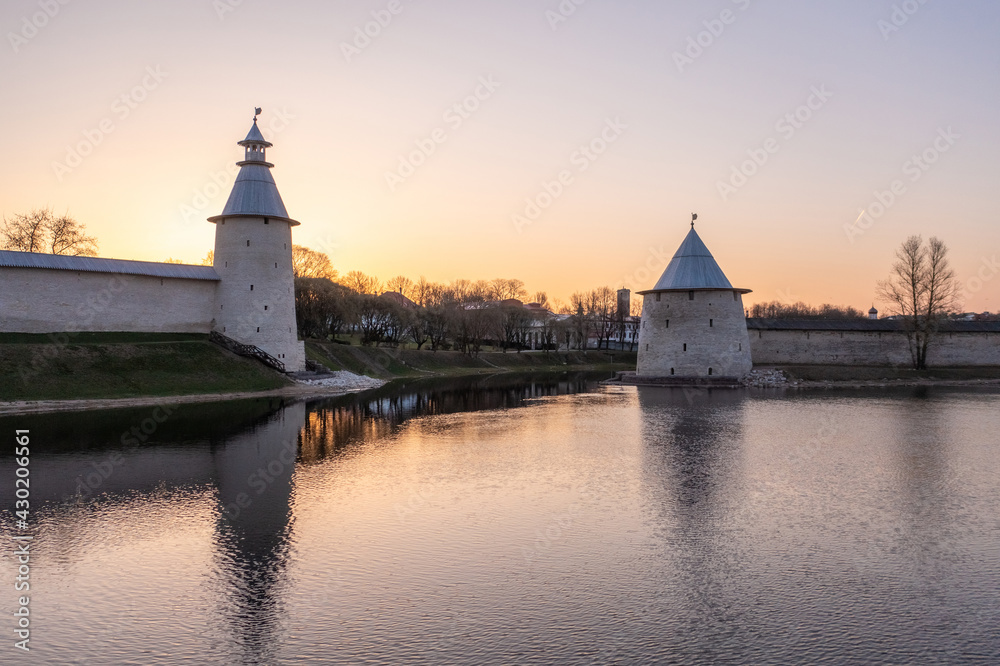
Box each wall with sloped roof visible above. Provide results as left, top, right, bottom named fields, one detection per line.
left=0, top=266, right=217, bottom=334
left=748, top=327, right=1000, bottom=366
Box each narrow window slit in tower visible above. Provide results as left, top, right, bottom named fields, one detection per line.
left=665, top=320, right=669, bottom=328
left=656, top=293, right=661, bottom=302
left=670, top=368, right=675, bottom=375
left=247, top=240, right=250, bottom=247
left=710, top=319, right=713, bottom=327
left=250, top=285, right=254, bottom=291
left=689, top=291, right=694, bottom=300
left=683, top=343, right=687, bottom=351
left=709, top=368, right=713, bottom=375
left=256, top=327, right=260, bottom=332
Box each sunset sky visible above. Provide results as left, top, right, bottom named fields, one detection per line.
left=1, top=0, right=998, bottom=311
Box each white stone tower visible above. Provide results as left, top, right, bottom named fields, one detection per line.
left=209, top=110, right=305, bottom=371
left=635, top=219, right=752, bottom=383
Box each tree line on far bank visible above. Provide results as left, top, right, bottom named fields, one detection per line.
left=748, top=302, right=867, bottom=319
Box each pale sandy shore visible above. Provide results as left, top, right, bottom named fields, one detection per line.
left=0, top=371, right=387, bottom=416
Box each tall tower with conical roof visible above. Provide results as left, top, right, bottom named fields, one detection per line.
left=635, top=219, right=752, bottom=383
left=209, top=110, right=305, bottom=371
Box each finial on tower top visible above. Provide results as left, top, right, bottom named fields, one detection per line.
left=253, top=107, right=262, bottom=123
left=691, top=213, right=698, bottom=228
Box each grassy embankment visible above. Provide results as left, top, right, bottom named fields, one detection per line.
left=0, top=333, right=291, bottom=402
left=304, top=340, right=636, bottom=380
left=0, top=332, right=637, bottom=401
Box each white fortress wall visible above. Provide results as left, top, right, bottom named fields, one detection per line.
left=748, top=328, right=1000, bottom=366
left=0, top=266, right=217, bottom=334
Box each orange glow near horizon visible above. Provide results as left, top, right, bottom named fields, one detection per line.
left=1, top=1, right=997, bottom=312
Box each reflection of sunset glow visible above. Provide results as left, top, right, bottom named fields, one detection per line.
left=2, top=3, right=996, bottom=312
left=7, top=379, right=1000, bottom=662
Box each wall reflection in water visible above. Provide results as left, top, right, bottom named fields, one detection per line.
left=0, top=372, right=603, bottom=664
left=1, top=381, right=997, bottom=664
left=298, top=373, right=598, bottom=461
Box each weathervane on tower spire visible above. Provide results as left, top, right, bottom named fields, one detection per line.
left=253, top=106, right=262, bottom=123
left=691, top=213, right=697, bottom=229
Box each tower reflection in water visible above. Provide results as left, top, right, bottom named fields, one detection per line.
left=211, top=402, right=303, bottom=665
left=635, top=387, right=753, bottom=661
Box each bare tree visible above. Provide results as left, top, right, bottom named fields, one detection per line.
left=201, top=250, right=215, bottom=266
left=342, top=270, right=381, bottom=295
left=877, top=235, right=959, bottom=369
left=46, top=213, right=99, bottom=256
left=294, top=277, right=359, bottom=340
left=490, top=278, right=527, bottom=301
left=386, top=275, right=414, bottom=299
left=1, top=209, right=97, bottom=256
left=1, top=209, right=48, bottom=252
left=591, top=286, right=618, bottom=350
left=748, top=300, right=864, bottom=319
left=413, top=276, right=433, bottom=306
left=292, top=245, right=338, bottom=280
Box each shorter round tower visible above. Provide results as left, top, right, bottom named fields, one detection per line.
left=635, top=220, right=752, bottom=383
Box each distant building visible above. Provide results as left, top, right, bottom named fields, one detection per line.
left=380, top=291, right=418, bottom=308
left=869, top=306, right=878, bottom=320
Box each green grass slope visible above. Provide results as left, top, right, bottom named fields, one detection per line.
left=306, top=341, right=636, bottom=380
left=0, top=334, right=291, bottom=401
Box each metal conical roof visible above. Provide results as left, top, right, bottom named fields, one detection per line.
left=239, top=120, right=271, bottom=146
left=209, top=116, right=298, bottom=226
left=646, top=227, right=748, bottom=292
left=219, top=164, right=290, bottom=218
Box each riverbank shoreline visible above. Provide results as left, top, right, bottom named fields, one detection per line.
left=0, top=334, right=637, bottom=413
left=0, top=377, right=386, bottom=416
left=7, top=367, right=1000, bottom=417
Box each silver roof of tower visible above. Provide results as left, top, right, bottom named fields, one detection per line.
left=217, top=164, right=292, bottom=219
left=0, top=249, right=220, bottom=280
left=209, top=117, right=299, bottom=226
left=239, top=120, right=271, bottom=146
left=640, top=227, right=750, bottom=293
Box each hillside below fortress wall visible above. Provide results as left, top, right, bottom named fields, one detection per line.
left=747, top=319, right=1000, bottom=367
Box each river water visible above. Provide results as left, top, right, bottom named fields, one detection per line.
left=1, top=374, right=998, bottom=664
